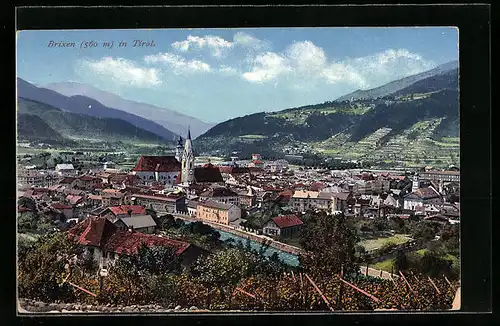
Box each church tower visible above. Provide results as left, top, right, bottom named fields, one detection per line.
left=181, top=128, right=195, bottom=184
left=412, top=173, right=420, bottom=192
left=175, top=135, right=183, bottom=162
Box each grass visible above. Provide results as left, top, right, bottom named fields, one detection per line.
left=372, top=259, right=395, bottom=273
left=359, top=234, right=411, bottom=252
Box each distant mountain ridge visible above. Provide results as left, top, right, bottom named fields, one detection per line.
left=17, top=78, right=177, bottom=142
left=195, top=63, right=459, bottom=167
left=42, top=81, right=215, bottom=139
left=335, top=60, right=458, bottom=102
left=17, top=97, right=165, bottom=144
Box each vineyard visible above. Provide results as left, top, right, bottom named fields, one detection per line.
left=62, top=268, right=457, bottom=311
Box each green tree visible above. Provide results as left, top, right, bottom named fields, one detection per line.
left=412, top=221, right=436, bottom=243
left=18, top=232, right=83, bottom=302
left=299, top=212, right=359, bottom=277
left=393, top=249, right=408, bottom=272
left=190, top=248, right=252, bottom=306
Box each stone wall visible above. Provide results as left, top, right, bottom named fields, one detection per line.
left=18, top=298, right=208, bottom=313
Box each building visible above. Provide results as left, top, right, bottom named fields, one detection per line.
left=75, top=175, right=100, bottom=190
left=262, top=215, right=303, bottom=238
left=99, top=205, right=147, bottom=222
left=67, top=217, right=202, bottom=269
left=187, top=200, right=198, bottom=216
left=114, top=215, right=157, bottom=234
left=132, top=156, right=181, bottom=186
left=248, top=154, right=265, bottom=168
left=17, top=168, right=58, bottom=188
left=419, top=170, right=460, bottom=183
left=102, top=189, right=131, bottom=207
left=181, top=128, right=195, bottom=185
left=238, top=186, right=257, bottom=208
left=289, top=190, right=333, bottom=212
left=132, top=193, right=187, bottom=214
left=55, top=164, right=77, bottom=176
left=50, top=202, right=74, bottom=219
left=196, top=200, right=241, bottom=225
left=403, top=186, right=442, bottom=210
left=199, top=186, right=240, bottom=206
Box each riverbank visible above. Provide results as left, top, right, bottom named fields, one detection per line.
left=172, top=213, right=304, bottom=256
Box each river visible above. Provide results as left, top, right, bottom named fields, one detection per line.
left=183, top=220, right=299, bottom=266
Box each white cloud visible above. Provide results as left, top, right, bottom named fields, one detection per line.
left=171, top=35, right=233, bottom=57
left=144, top=52, right=211, bottom=74
left=242, top=41, right=435, bottom=89
left=80, top=57, right=161, bottom=88
left=233, top=32, right=268, bottom=50
left=242, top=52, right=292, bottom=83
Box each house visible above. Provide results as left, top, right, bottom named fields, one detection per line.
left=50, top=202, right=74, bottom=219
left=101, top=189, right=131, bottom=207
left=132, top=193, right=187, bottom=214
left=403, top=186, right=442, bottom=210
left=330, top=191, right=353, bottom=213
left=238, top=187, right=257, bottom=208
left=87, top=194, right=103, bottom=207
left=199, top=186, right=240, bottom=206
left=67, top=217, right=203, bottom=269
left=109, top=173, right=141, bottom=189
left=99, top=205, right=146, bottom=222
left=55, top=164, right=77, bottom=176
left=419, top=170, right=460, bottom=183
left=187, top=200, right=198, bottom=216
left=66, top=194, right=84, bottom=207
left=262, top=215, right=303, bottom=238
left=114, top=215, right=157, bottom=234
left=59, top=177, right=78, bottom=189
left=196, top=200, right=241, bottom=225
left=131, top=156, right=181, bottom=186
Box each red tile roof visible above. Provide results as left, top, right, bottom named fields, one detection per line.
left=309, top=182, right=327, bottom=191
left=51, top=202, right=73, bottom=210
left=79, top=175, right=97, bottom=181
left=132, top=156, right=181, bottom=172
left=272, top=215, right=303, bottom=229
left=250, top=160, right=264, bottom=164
left=17, top=206, right=32, bottom=212
left=88, top=194, right=103, bottom=200
left=107, top=205, right=146, bottom=216
left=66, top=195, right=83, bottom=205
left=60, top=177, right=77, bottom=184
left=67, top=217, right=117, bottom=247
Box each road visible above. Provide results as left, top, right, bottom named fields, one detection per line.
left=359, top=266, right=399, bottom=280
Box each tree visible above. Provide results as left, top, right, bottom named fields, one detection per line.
left=299, top=212, right=359, bottom=277
left=412, top=222, right=436, bottom=243
left=393, top=249, right=408, bottom=272
left=190, top=248, right=252, bottom=306
left=18, top=232, right=83, bottom=302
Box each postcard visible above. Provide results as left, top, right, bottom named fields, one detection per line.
left=16, top=26, right=461, bottom=314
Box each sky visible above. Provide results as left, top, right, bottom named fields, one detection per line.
left=16, top=28, right=459, bottom=123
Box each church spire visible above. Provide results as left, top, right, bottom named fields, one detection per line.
left=181, top=126, right=195, bottom=184
left=187, top=127, right=191, bottom=140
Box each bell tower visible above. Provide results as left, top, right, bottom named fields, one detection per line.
left=412, top=173, right=420, bottom=192
left=175, top=135, right=183, bottom=162
left=181, top=128, right=195, bottom=184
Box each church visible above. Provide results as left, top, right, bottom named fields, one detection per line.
left=131, top=128, right=222, bottom=187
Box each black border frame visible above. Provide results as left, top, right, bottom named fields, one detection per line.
left=5, top=3, right=493, bottom=326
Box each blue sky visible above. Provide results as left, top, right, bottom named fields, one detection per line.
left=16, top=28, right=458, bottom=123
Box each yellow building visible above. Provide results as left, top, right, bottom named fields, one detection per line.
left=196, top=200, right=241, bottom=225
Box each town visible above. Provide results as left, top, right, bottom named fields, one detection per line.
left=17, top=128, right=460, bottom=312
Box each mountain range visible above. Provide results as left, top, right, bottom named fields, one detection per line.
left=42, top=81, right=215, bottom=139
left=17, top=98, right=164, bottom=144
left=194, top=61, right=459, bottom=167
left=335, top=60, right=458, bottom=102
